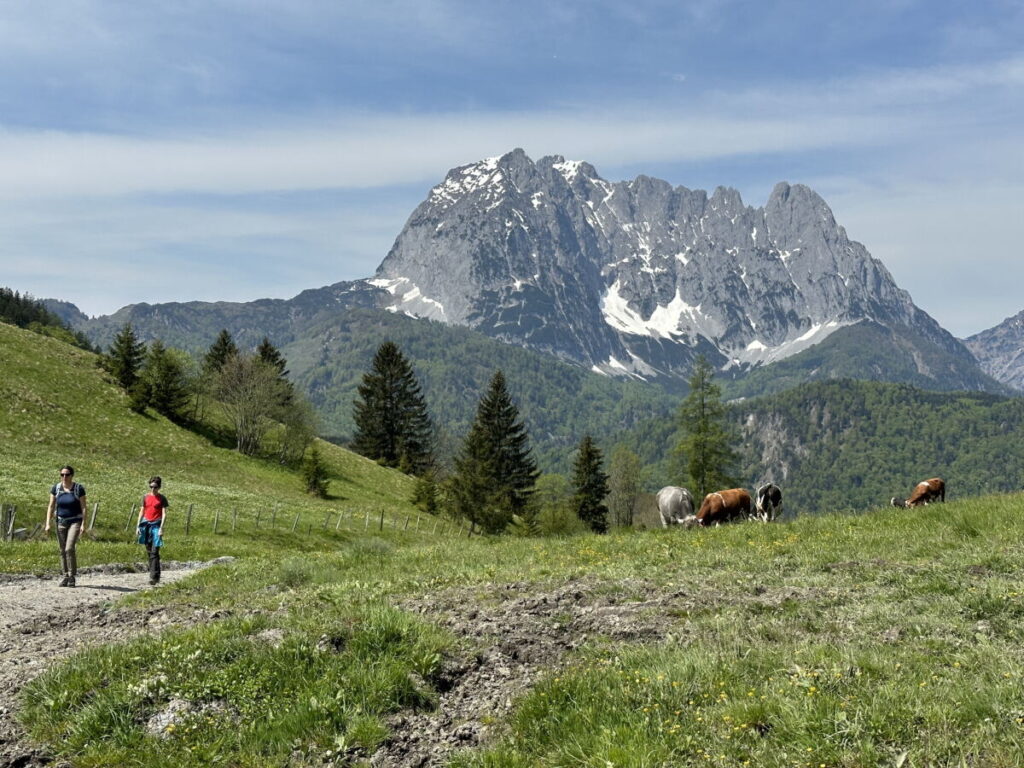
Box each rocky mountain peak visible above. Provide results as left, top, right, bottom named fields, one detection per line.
left=371, top=150, right=977, bottom=382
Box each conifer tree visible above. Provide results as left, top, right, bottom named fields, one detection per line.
left=256, top=336, right=294, bottom=406
left=674, top=354, right=740, bottom=500
left=140, top=340, right=192, bottom=423
left=203, top=329, right=238, bottom=376
left=450, top=370, right=538, bottom=533
left=301, top=444, right=329, bottom=498
left=572, top=435, right=610, bottom=533
left=106, top=322, right=146, bottom=391
left=351, top=341, right=434, bottom=475
left=607, top=445, right=642, bottom=528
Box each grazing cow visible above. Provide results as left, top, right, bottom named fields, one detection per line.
left=755, top=483, right=783, bottom=522
left=696, top=488, right=752, bottom=526
left=656, top=486, right=695, bottom=527
left=891, top=477, right=946, bottom=508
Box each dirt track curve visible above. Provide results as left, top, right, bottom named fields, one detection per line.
left=0, top=561, right=222, bottom=768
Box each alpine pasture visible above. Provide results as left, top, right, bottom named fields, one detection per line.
left=3, top=321, right=1024, bottom=767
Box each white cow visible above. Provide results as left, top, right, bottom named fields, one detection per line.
left=657, top=486, right=696, bottom=527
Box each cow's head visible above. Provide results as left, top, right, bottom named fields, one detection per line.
left=890, top=497, right=907, bottom=509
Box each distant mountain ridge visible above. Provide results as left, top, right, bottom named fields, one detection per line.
left=59, top=148, right=1004, bottom=396
left=963, top=310, right=1024, bottom=391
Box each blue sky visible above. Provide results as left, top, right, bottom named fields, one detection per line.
left=0, top=0, right=1021, bottom=336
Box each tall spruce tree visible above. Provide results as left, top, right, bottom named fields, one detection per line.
left=351, top=341, right=434, bottom=475
left=203, top=329, right=238, bottom=376
left=607, top=445, right=642, bottom=528
left=139, top=340, right=192, bottom=423
left=106, top=323, right=146, bottom=391
left=450, top=370, right=538, bottom=533
left=256, top=336, right=294, bottom=406
left=673, top=354, right=740, bottom=500
left=573, top=435, right=610, bottom=533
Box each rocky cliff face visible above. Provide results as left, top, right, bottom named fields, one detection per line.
left=66, top=148, right=997, bottom=394
left=964, top=310, right=1024, bottom=391
left=373, top=149, right=968, bottom=379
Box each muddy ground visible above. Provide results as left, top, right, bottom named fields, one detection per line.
left=2, top=561, right=812, bottom=768
left=0, top=561, right=223, bottom=768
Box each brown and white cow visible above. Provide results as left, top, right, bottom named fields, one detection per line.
left=696, top=488, right=752, bottom=526
left=891, top=477, right=945, bottom=508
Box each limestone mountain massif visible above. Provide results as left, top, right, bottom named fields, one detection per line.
left=964, top=310, right=1024, bottom=391
left=61, top=148, right=1005, bottom=394
left=372, top=149, right=993, bottom=388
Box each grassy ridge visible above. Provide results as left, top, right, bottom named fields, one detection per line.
left=20, top=491, right=1024, bottom=766
left=0, top=321, right=422, bottom=572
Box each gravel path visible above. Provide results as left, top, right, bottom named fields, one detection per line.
left=0, top=561, right=224, bottom=768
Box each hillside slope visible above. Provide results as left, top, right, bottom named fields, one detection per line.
left=0, top=320, right=417, bottom=556
left=624, top=378, right=1024, bottom=513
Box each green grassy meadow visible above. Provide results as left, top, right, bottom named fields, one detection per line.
left=0, top=321, right=425, bottom=572
left=6, top=321, right=1024, bottom=766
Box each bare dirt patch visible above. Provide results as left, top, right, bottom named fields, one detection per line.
left=371, top=579, right=714, bottom=767
left=0, top=559, right=228, bottom=768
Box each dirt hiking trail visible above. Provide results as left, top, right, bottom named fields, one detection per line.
left=0, top=560, right=224, bottom=768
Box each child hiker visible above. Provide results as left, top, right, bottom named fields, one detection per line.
left=136, top=476, right=168, bottom=585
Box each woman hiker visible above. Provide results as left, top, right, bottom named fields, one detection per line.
left=136, top=476, right=168, bottom=585
left=45, top=465, right=87, bottom=587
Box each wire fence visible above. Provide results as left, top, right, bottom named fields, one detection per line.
left=0, top=497, right=481, bottom=545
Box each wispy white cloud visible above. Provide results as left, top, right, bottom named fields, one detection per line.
left=0, top=109, right=906, bottom=200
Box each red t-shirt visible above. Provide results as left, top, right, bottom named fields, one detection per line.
left=142, top=493, right=169, bottom=522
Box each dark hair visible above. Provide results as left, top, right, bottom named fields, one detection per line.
left=148, top=476, right=162, bottom=488
left=60, top=465, right=75, bottom=476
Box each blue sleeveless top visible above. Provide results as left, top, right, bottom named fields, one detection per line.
left=51, top=482, right=86, bottom=521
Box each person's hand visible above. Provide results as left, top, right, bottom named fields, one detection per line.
left=44, top=522, right=51, bottom=534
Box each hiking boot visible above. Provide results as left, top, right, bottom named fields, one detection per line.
left=67, top=577, right=76, bottom=588
left=58, top=576, right=69, bottom=587
left=148, top=578, right=158, bottom=586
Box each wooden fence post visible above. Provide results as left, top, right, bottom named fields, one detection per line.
left=404, top=515, right=410, bottom=531
left=213, top=508, right=220, bottom=534
left=5, top=506, right=16, bottom=541
left=364, top=508, right=370, bottom=530
left=231, top=507, right=238, bottom=534
left=415, top=515, right=421, bottom=531
left=290, top=512, right=300, bottom=532
left=379, top=508, right=385, bottom=531
left=335, top=512, right=344, bottom=532
left=255, top=509, right=261, bottom=529
left=185, top=504, right=194, bottom=536
left=272, top=506, right=278, bottom=529
left=468, top=521, right=474, bottom=538
left=88, top=502, right=99, bottom=531
left=432, top=517, right=438, bottom=534
left=322, top=512, right=331, bottom=529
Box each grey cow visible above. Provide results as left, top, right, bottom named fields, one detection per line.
left=657, top=486, right=696, bottom=527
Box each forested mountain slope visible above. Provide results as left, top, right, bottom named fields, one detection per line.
left=621, top=379, right=1024, bottom=514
